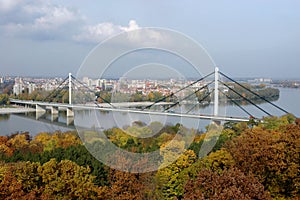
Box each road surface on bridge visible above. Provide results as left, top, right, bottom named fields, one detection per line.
left=9, top=99, right=250, bottom=122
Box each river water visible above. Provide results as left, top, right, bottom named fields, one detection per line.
left=0, top=88, right=299, bottom=136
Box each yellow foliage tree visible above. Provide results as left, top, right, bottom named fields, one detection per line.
left=37, top=158, right=98, bottom=199
left=156, top=147, right=197, bottom=199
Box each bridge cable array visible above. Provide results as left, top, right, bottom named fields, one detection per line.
left=219, top=80, right=272, bottom=116
left=218, top=89, right=254, bottom=117
left=38, top=70, right=290, bottom=121
left=186, top=89, right=215, bottom=114
left=142, top=71, right=215, bottom=110
left=70, top=75, right=117, bottom=108
left=42, top=76, right=69, bottom=103
left=164, top=80, right=214, bottom=112
left=219, top=72, right=289, bottom=114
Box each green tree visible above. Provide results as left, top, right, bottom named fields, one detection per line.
left=0, top=94, right=9, bottom=105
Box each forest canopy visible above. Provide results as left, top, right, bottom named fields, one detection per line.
left=0, top=115, right=299, bottom=199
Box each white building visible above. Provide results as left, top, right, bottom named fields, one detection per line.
left=13, top=84, right=23, bottom=95
left=28, top=83, right=36, bottom=94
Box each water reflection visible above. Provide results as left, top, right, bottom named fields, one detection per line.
left=0, top=114, right=10, bottom=121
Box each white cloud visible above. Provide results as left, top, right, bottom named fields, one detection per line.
left=0, top=0, right=84, bottom=40
left=34, top=6, right=80, bottom=30
left=73, top=20, right=140, bottom=43
left=120, top=20, right=139, bottom=32
left=0, top=0, right=22, bottom=12
left=0, top=1, right=144, bottom=43
left=0, top=1, right=164, bottom=45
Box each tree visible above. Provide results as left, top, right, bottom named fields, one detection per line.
left=34, top=131, right=81, bottom=151
left=155, top=148, right=197, bottom=199
left=147, top=91, right=163, bottom=102
left=37, top=159, right=99, bottom=199
left=0, top=94, right=9, bottom=105
left=105, top=152, right=156, bottom=200
left=201, top=148, right=235, bottom=172
left=130, top=91, right=144, bottom=102
left=184, top=167, right=271, bottom=200
left=0, top=161, right=41, bottom=199
left=195, top=87, right=211, bottom=103
left=257, top=114, right=296, bottom=131
left=226, top=124, right=300, bottom=198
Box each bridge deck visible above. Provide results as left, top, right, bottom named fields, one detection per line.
left=9, top=99, right=250, bottom=122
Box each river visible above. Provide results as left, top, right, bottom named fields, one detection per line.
left=0, top=87, right=299, bottom=136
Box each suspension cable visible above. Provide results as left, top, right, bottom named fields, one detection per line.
left=71, top=75, right=116, bottom=108
left=218, top=89, right=254, bottom=117
left=219, top=80, right=272, bottom=116
left=164, top=80, right=214, bottom=112
left=142, top=71, right=214, bottom=110
left=220, top=71, right=289, bottom=114
left=186, top=89, right=214, bottom=114
left=42, top=76, right=69, bottom=102
left=71, top=80, right=105, bottom=109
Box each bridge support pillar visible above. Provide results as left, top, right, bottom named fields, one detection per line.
left=36, top=111, right=45, bottom=120
left=36, top=104, right=46, bottom=113
left=51, top=114, right=59, bottom=122
left=66, top=117, right=74, bottom=126
left=67, top=108, right=74, bottom=117
left=50, top=106, right=59, bottom=115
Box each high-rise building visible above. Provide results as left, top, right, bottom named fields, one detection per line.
left=28, top=83, right=36, bottom=94
left=13, top=84, right=23, bottom=95
left=88, top=79, right=92, bottom=87
left=96, top=79, right=105, bottom=90
left=83, top=77, right=89, bottom=85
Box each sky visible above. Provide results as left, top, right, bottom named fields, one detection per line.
left=0, top=0, right=299, bottom=79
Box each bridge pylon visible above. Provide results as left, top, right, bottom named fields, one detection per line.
left=69, top=73, right=72, bottom=105
left=214, top=67, right=219, bottom=117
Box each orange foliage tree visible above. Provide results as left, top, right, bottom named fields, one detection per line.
left=183, top=167, right=271, bottom=200
left=226, top=124, right=300, bottom=198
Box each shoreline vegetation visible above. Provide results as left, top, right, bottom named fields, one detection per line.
left=0, top=114, right=299, bottom=199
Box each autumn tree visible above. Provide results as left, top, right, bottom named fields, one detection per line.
left=34, top=131, right=81, bottom=151
left=0, top=161, right=41, bottom=199
left=155, top=140, right=197, bottom=199
left=183, top=167, right=271, bottom=200
left=226, top=123, right=300, bottom=198
left=105, top=151, right=156, bottom=200
left=37, top=159, right=99, bottom=199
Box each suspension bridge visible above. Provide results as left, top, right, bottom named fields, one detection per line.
left=9, top=68, right=289, bottom=124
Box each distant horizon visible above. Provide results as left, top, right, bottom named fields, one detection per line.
left=2, top=73, right=300, bottom=81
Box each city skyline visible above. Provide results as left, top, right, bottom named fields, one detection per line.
left=0, top=0, right=300, bottom=79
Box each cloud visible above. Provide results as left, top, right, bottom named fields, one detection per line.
left=73, top=20, right=140, bottom=43
left=73, top=20, right=167, bottom=46
left=0, top=0, right=84, bottom=40
left=0, top=1, right=144, bottom=43
left=34, top=6, right=80, bottom=29
left=0, top=0, right=22, bottom=12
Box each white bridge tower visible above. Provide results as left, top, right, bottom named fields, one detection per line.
left=214, top=67, right=219, bottom=116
